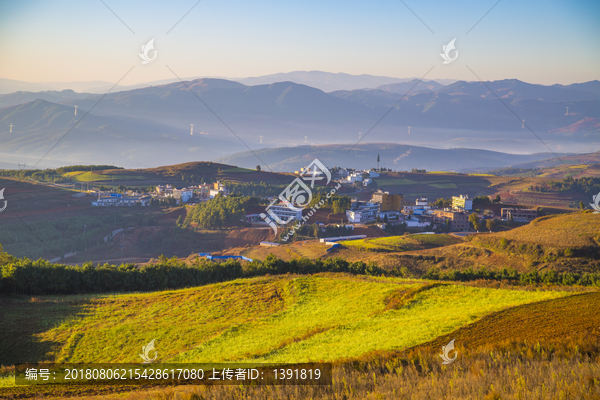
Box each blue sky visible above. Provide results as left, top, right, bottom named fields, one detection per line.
left=0, top=0, right=598, bottom=85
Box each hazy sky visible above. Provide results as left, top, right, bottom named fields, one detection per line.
left=0, top=0, right=598, bottom=86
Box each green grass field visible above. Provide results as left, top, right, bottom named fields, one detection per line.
left=62, top=171, right=146, bottom=182
left=0, top=275, right=569, bottom=367
left=342, top=234, right=463, bottom=252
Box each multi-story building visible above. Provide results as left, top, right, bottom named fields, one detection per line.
left=209, top=181, right=229, bottom=198
left=247, top=203, right=303, bottom=225
left=452, top=194, right=473, bottom=211
left=432, top=209, right=469, bottom=231
left=371, top=189, right=403, bottom=211
left=501, top=208, right=538, bottom=222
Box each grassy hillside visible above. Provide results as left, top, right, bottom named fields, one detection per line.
left=342, top=234, right=463, bottom=253
left=0, top=274, right=568, bottom=366
left=393, top=212, right=600, bottom=274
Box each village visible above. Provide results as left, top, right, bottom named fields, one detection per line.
left=88, top=166, right=538, bottom=236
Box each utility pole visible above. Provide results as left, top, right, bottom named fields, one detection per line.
left=407, top=126, right=411, bottom=135
left=259, top=135, right=263, bottom=144
left=74, top=105, right=78, bottom=116
left=190, top=124, right=194, bottom=135
left=9, top=123, right=13, bottom=133
left=565, top=106, right=569, bottom=115
left=522, top=120, right=525, bottom=129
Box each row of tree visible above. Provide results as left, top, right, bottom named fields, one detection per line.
left=424, top=267, right=600, bottom=286
left=530, top=177, right=600, bottom=196
left=0, top=254, right=382, bottom=295
left=2, top=249, right=599, bottom=295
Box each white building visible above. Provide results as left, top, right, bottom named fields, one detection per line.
left=347, top=173, right=363, bottom=183
left=173, top=188, right=194, bottom=203
left=363, top=178, right=372, bottom=186
left=156, top=185, right=174, bottom=196
left=346, top=210, right=363, bottom=223
left=452, top=194, right=473, bottom=211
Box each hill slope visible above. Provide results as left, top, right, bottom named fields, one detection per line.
left=0, top=275, right=568, bottom=365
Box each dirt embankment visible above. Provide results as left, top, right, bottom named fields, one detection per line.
left=223, top=228, right=276, bottom=248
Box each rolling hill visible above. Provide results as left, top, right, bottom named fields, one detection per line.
left=0, top=275, right=569, bottom=365
left=214, top=143, right=570, bottom=172
left=1, top=77, right=599, bottom=167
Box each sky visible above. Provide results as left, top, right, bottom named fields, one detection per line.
left=0, top=0, right=599, bottom=86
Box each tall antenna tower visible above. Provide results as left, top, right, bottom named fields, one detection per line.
left=74, top=106, right=78, bottom=116
left=407, top=126, right=411, bottom=135
left=259, top=135, right=263, bottom=144
left=9, top=123, right=13, bottom=133
left=565, top=106, right=569, bottom=115
left=190, top=124, right=194, bottom=135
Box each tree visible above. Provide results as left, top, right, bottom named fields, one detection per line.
left=486, top=219, right=495, bottom=232
left=579, top=201, right=585, bottom=210
left=493, top=194, right=501, bottom=203
left=468, top=213, right=480, bottom=230
left=256, top=165, right=261, bottom=172
left=383, top=214, right=389, bottom=223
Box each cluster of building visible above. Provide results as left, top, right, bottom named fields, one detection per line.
left=91, top=181, right=230, bottom=207
left=331, top=168, right=380, bottom=186
left=345, top=192, right=537, bottom=232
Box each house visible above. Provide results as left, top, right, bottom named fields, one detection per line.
left=363, top=178, right=372, bottom=186
left=346, top=210, right=363, bottom=223
left=173, top=188, right=194, bottom=203
left=403, top=197, right=432, bottom=215
left=432, top=209, right=469, bottom=231
left=156, top=185, right=174, bottom=196
left=347, top=173, right=363, bottom=183
left=209, top=181, right=229, bottom=198
left=452, top=194, right=473, bottom=211
left=369, top=171, right=379, bottom=177
left=501, top=208, right=538, bottom=222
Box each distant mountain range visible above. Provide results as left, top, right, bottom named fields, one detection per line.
left=235, top=71, right=457, bottom=92
left=0, top=75, right=599, bottom=169
left=214, top=143, right=573, bottom=172
left=0, top=71, right=457, bottom=95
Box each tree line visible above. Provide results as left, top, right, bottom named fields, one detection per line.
left=0, top=253, right=383, bottom=295
left=1, top=244, right=599, bottom=295
left=529, top=177, right=600, bottom=197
